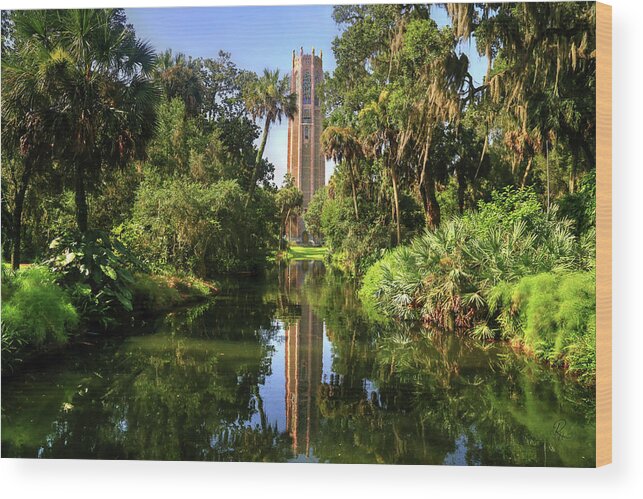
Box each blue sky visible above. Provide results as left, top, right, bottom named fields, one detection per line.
left=125, top=5, right=485, bottom=186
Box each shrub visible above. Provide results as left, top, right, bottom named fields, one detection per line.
left=46, top=230, right=141, bottom=320
left=362, top=186, right=584, bottom=326
left=124, top=178, right=277, bottom=276
left=303, top=186, right=327, bottom=243
left=131, top=273, right=182, bottom=311
left=557, top=170, right=596, bottom=237
left=499, top=271, right=596, bottom=381
left=358, top=252, right=390, bottom=310
left=318, top=194, right=417, bottom=277
left=130, top=272, right=215, bottom=311
left=361, top=216, right=579, bottom=329
left=359, top=187, right=596, bottom=381
left=470, top=186, right=546, bottom=235
left=358, top=249, right=398, bottom=322
left=1, top=260, right=15, bottom=302
left=366, top=246, right=424, bottom=321
left=1, top=265, right=79, bottom=347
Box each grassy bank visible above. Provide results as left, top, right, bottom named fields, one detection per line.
left=1, top=264, right=216, bottom=373
left=287, top=246, right=328, bottom=261
left=131, top=273, right=217, bottom=313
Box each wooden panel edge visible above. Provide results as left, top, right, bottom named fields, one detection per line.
left=595, top=1, right=612, bottom=468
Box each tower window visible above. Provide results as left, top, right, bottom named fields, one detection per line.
left=314, top=72, right=322, bottom=105
left=302, top=72, right=311, bottom=104
left=304, top=126, right=309, bottom=141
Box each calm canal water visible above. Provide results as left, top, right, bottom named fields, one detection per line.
left=1, top=261, right=596, bottom=465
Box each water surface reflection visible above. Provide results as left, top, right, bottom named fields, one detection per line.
left=1, top=261, right=596, bottom=465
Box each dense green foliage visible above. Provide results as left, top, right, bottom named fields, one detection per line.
left=1, top=9, right=301, bottom=371
left=313, top=179, right=423, bottom=276
left=124, top=178, right=277, bottom=276
left=360, top=189, right=596, bottom=381
left=497, top=271, right=596, bottom=382
left=1, top=265, right=78, bottom=346
left=308, top=3, right=596, bottom=275
left=2, top=9, right=158, bottom=244
left=1, top=265, right=79, bottom=371
left=1, top=5, right=597, bottom=385
left=46, top=230, right=141, bottom=320
left=1, top=10, right=294, bottom=280
left=361, top=189, right=581, bottom=319
left=303, top=186, right=328, bottom=243
left=130, top=273, right=212, bottom=311
left=558, top=170, right=597, bottom=237
left=275, top=174, right=303, bottom=249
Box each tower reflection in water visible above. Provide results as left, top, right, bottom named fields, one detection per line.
left=282, top=261, right=324, bottom=459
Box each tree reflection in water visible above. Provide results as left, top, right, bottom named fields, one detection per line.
left=1, top=261, right=595, bottom=466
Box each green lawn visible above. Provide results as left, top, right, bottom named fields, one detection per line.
left=2, top=262, right=32, bottom=270
left=287, top=246, right=328, bottom=261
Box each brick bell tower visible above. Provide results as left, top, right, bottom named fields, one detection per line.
left=287, top=47, right=325, bottom=243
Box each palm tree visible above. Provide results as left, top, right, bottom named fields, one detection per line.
left=276, top=174, right=303, bottom=250
left=154, top=49, right=204, bottom=117
left=0, top=113, right=56, bottom=269
left=243, top=69, right=297, bottom=206
left=320, top=126, right=363, bottom=221
left=2, top=12, right=60, bottom=268
left=8, top=9, right=159, bottom=233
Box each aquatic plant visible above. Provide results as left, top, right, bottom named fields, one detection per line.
left=1, top=265, right=79, bottom=348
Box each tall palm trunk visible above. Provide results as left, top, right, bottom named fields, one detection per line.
left=521, top=157, right=533, bottom=187
left=348, top=163, right=360, bottom=221
left=11, top=159, right=33, bottom=270
left=281, top=207, right=292, bottom=250
left=422, top=173, right=440, bottom=229
left=253, top=385, right=268, bottom=431
left=351, top=181, right=360, bottom=220
left=569, top=156, right=578, bottom=194
left=417, top=140, right=440, bottom=229
left=246, top=116, right=271, bottom=208
left=75, top=161, right=89, bottom=232
left=390, top=165, right=401, bottom=245
left=456, top=159, right=466, bottom=214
